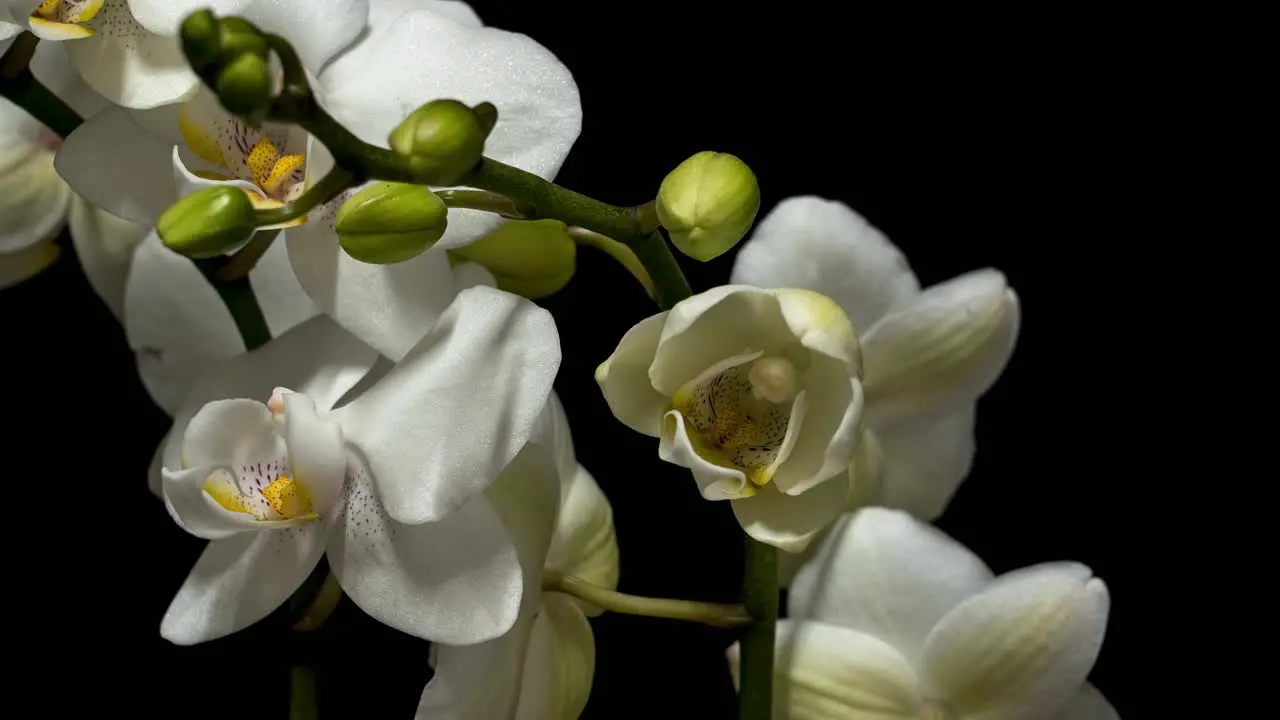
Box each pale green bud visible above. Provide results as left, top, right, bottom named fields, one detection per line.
left=217, top=17, right=268, bottom=64
left=336, top=182, right=448, bottom=265
left=158, top=187, right=257, bottom=259
left=179, top=10, right=220, bottom=71
left=656, top=151, right=760, bottom=261
left=388, top=100, right=486, bottom=186
left=216, top=53, right=272, bottom=115
left=450, top=219, right=576, bottom=299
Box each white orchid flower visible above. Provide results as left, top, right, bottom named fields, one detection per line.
left=160, top=284, right=563, bottom=645
left=1, top=0, right=368, bottom=109
left=732, top=197, right=1020, bottom=523
left=420, top=394, right=619, bottom=720
left=53, top=81, right=324, bottom=412
left=285, top=0, right=582, bottom=360
left=728, top=508, right=1116, bottom=720
left=596, top=285, right=865, bottom=552
left=1, top=99, right=70, bottom=289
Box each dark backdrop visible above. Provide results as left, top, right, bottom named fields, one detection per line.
left=2, top=5, right=1151, bottom=718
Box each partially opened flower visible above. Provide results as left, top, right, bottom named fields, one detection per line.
left=732, top=197, right=1020, bottom=522
left=1, top=99, right=70, bottom=289
left=2, top=0, right=367, bottom=108
left=727, top=507, right=1116, bottom=720
left=596, top=285, right=865, bottom=552
left=420, top=395, right=619, bottom=719
left=160, top=284, right=563, bottom=644
left=285, top=0, right=581, bottom=360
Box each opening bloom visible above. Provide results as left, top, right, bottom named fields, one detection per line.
left=728, top=508, right=1117, bottom=720
left=596, top=285, right=865, bottom=551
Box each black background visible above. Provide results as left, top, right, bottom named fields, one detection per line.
left=1, top=4, right=1155, bottom=718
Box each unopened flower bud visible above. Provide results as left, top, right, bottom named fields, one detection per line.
left=450, top=219, right=576, bottom=299
left=158, top=187, right=257, bottom=259
left=217, top=17, right=268, bottom=64
left=388, top=99, right=486, bottom=186
left=216, top=53, right=272, bottom=115
left=656, top=151, right=760, bottom=262
left=179, top=10, right=220, bottom=71
left=472, top=102, right=498, bottom=136
left=336, top=182, right=449, bottom=265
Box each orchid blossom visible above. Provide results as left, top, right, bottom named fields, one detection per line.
left=159, top=284, right=562, bottom=644
left=420, top=395, right=620, bottom=719
left=729, top=507, right=1116, bottom=719
left=1, top=0, right=367, bottom=108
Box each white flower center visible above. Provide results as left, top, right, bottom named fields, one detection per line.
left=179, top=106, right=307, bottom=204
left=673, top=356, right=799, bottom=486
left=31, top=0, right=101, bottom=24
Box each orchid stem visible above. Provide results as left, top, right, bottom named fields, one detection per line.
left=567, top=226, right=657, bottom=300
left=253, top=168, right=356, bottom=228
left=543, top=572, right=751, bottom=629
left=0, top=32, right=84, bottom=138
left=194, top=260, right=271, bottom=350
left=216, top=229, right=279, bottom=281
left=737, top=537, right=779, bottom=720
left=290, top=665, right=319, bottom=720
left=436, top=189, right=533, bottom=219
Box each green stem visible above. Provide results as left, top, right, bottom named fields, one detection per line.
left=567, top=226, right=656, bottom=300
left=630, top=232, right=693, bottom=310
left=737, top=538, right=779, bottom=720
left=0, top=32, right=84, bottom=138
left=289, top=665, right=319, bottom=720
left=195, top=261, right=272, bottom=350
left=216, top=229, right=279, bottom=281
left=253, top=168, right=356, bottom=227
left=543, top=572, right=751, bottom=629
left=437, top=189, right=533, bottom=219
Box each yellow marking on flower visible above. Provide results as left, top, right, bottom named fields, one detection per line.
left=32, top=0, right=103, bottom=25
left=246, top=136, right=282, bottom=189
left=262, top=474, right=313, bottom=519
left=262, top=153, right=305, bottom=196
left=204, top=477, right=252, bottom=515
left=36, top=0, right=62, bottom=16
left=178, top=108, right=228, bottom=168
left=72, top=0, right=103, bottom=22
left=26, top=16, right=95, bottom=39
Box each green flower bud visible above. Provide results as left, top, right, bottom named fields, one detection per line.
left=179, top=10, right=220, bottom=71
left=450, top=220, right=576, bottom=299
left=158, top=187, right=257, bottom=259
left=472, top=102, right=498, bottom=137
left=336, top=183, right=449, bottom=265
left=388, top=99, right=486, bottom=186
left=216, top=53, right=272, bottom=115
left=655, top=151, right=761, bottom=262
left=217, top=17, right=268, bottom=64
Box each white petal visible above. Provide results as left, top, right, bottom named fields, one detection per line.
left=241, top=0, right=368, bottom=73
left=595, top=311, right=669, bottom=437
left=127, top=0, right=251, bottom=36
left=871, top=406, right=975, bottom=521
left=0, top=238, right=60, bottom=289
left=728, top=619, right=923, bottom=720
left=921, top=563, right=1110, bottom=720
left=659, top=410, right=750, bottom=501
left=247, top=232, right=318, bottom=336
left=1053, top=684, right=1119, bottom=720
left=125, top=231, right=245, bottom=414
left=316, top=3, right=580, bottom=249
left=0, top=139, right=68, bottom=254
left=329, top=448, right=529, bottom=644
left=514, top=593, right=596, bottom=720
left=0, top=23, right=19, bottom=42
left=862, top=270, right=1020, bottom=426
left=418, top=613, right=533, bottom=719
left=416, top=0, right=481, bottom=27
left=162, top=465, right=263, bottom=539
left=161, top=522, right=328, bottom=644
left=730, top=471, right=849, bottom=553
left=770, top=366, right=863, bottom=498
left=70, top=4, right=199, bottom=108
left=281, top=392, right=347, bottom=514
left=547, top=465, right=619, bottom=604
left=530, top=391, right=576, bottom=481
left=180, top=398, right=280, bottom=467
left=337, top=286, right=559, bottom=524
left=30, top=40, right=110, bottom=120
left=67, top=194, right=149, bottom=320
left=450, top=260, right=496, bottom=293
left=286, top=140, right=460, bottom=361
left=790, top=508, right=992, bottom=665
left=56, top=107, right=175, bottom=225
left=649, top=286, right=793, bottom=396
left=160, top=316, right=378, bottom=477
left=731, top=196, right=921, bottom=333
